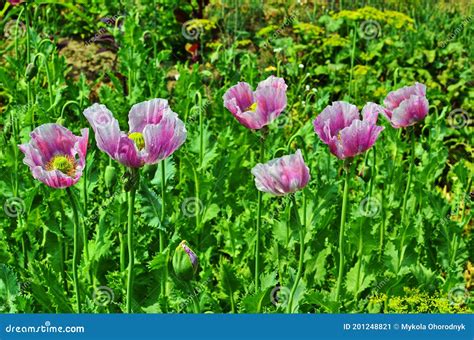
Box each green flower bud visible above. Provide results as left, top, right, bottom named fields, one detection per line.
left=172, top=240, right=198, bottom=281
left=104, top=165, right=117, bottom=189
left=25, top=62, right=38, bottom=80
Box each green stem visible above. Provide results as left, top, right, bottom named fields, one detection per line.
left=126, top=171, right=138, bottom=313
left=397, top=129, right=415, bottom=272
left=197, top=92, right=204, bottom=168
left=287, top=194, right=305, bottom=313
left=354, top=222, right=363, bottom=300
left=58, top=233, right=68, bottom=293
left=66, top=188, right=82, bottom=313
left=336, top=163, right=350, bottom=305
left=24, top=2, right=33, bottom=129
left=255, top=135, right=265, bottom=293
left=379, top=183, right=386, bottom=261
left=348, top=27, right=357, bottom=99
left=119, top=231, right=125, bottom=272
left=160, top=160, right=167, bottom=310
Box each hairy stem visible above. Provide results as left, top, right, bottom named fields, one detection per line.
left=66, top=188, right=81, bottom=313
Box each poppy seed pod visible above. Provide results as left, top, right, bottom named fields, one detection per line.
left=172, top=241, right=198, bottom=281
left=25, top=62, right=38, bottom=80
left=104, top=164, right=117, bottom=189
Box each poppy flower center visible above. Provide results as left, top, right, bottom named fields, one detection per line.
left=128, top=132, right=145, bottom=150
left=245, top=102, right=257, bottom=112
left=46, top=155, right=76, bottom=177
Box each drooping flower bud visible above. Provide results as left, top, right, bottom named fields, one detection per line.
left=104, top=164, right=117, bottom=189
left=172, top=240, right=198, bottom=280
left=25, top=62, right=38, bottom=80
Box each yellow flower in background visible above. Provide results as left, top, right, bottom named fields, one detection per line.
left=332, top=6, right=415, bottom=31
left=236, top=39, right=252, bottom=47
left=323, top=33, right=349, bottom=48
left=293, top=22, right=324, bottom=37
left=353, top=65, right=369, bottom=76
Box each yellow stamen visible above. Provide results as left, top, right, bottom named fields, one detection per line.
left=128, top=132, right=145, bottom=150
left=45, top=155, right=76, bottom=177
left=246, top=102, right=257, bottom=112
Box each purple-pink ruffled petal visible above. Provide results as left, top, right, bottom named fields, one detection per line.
left=254, top=76, right=287, bottom=128
left=251, top=150, right=310, bottom=196
left=128, top=98, right=170, bottom=133
left=338, top=120, right=384, bottom=159
left=390, top=95, right=429, bottom=128
left=31, top=167, right=79, bottom=188
left=83, top=104, right=121, bottom=158
left=18, top=124, right=89, bottom=189
left=384, top=82, right=426, bottom=111
left=223, top=76, right=288, bottom=130
left=142, top=111, right=187, bottom=164
left=233, top=110, right=267, bottom=130
left=313, top=101, right=359, bottom=145
left=116, top=135, right=144, bottom=168
left=223, top=82, right=255, bottom=117
left=26, top=124, right=77, bottom=164
left=361, top=102, right=384, bottom=125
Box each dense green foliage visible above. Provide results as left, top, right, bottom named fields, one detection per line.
left=0, top=0, right=472, bottom=313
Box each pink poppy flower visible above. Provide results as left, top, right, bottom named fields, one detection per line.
left=383, top=82, right=429, bottom=128
left=18, top=124, right=89, bottom=189
left=223, top=76, right=287, bottom=130
left=313, top=101, right=384, bottom=160
left=251, top=150, right=310, bottom=196
left=83, top=99, right=187, bottom=168
left=8, top=0, right=25, bottom=5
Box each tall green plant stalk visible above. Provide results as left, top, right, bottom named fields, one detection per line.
left=287, top=193, right=306, bottom=313
left=160, top=160, right=168, bottom=310
left=66, top=188, right=82, bottom=313
left=24, top=2, right=34, bottom=129
left=335, top=161, right=350, bottom=305
left=397, top=129, right=416, bottom=272
left=126, top=169, right=138, bottom=313
left=348, top=27, right=357, bottom=99
left=356, top=148, right=377, bottom=298
left=255, top=134, right=265, bottom=293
